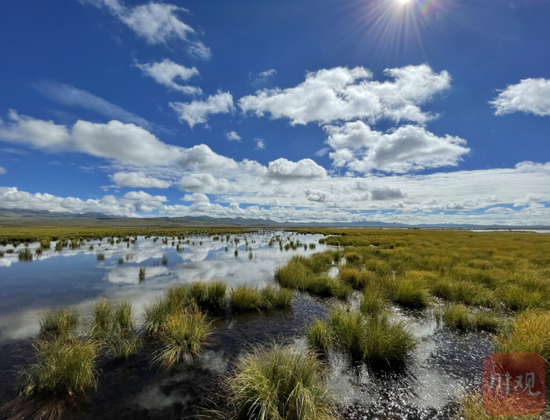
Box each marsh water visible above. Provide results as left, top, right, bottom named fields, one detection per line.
left=0, top=231, right=493, bottom=419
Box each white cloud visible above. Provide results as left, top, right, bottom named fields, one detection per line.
left=239, top=64, right=450, bottom=126
left=370, top=186, right=407, bottom=200
left=84, top=0, right=211, bottom=59
left=176, top=144, right=238, bottom=172
left=326, top=122, right=469, bottom=173
left=0, top=111, right=238, bottom=170
left=259, top=69, right=277, bottom=78
left=0, top=186, right=166, bottom=216
left=226, top=131, right=241, bottom=141
left=266, top=158, right=327, bottom=180
left=303, top=188, right=332, bottom=203
left=179, top=173, right=230, bottom=193
left=182, top=192, right=209, bottom=202
left=491, top=78, right=550, bottom=116
left=255, top=139, right=265, bottom=150
left=0, top=167, right=6, bottom=174
left=110, top=171, right=171, bottom=188
left=170, top=91, right=234, bottom=128
left=514, top=193, right=543, bottom=207
left=32, top=81, right=153, bottom=129
left=136, top=59, right=201, bottom=95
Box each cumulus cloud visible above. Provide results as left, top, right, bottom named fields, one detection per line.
left=182, top=192, right=209, bottom=202
left=32, top=80, right=152, bottom=130
left=255, top=139, right=265, bottom=150
left=226, top=131, right=241, bottom=141
left=370, top=186, right=407, bottom=200
left=303, top=188, right=332, bottom=203
left=82, top=0, right=211, bottom=59
left=0, top=167, right=6, bottom=174
left=110, top=171, right=171, bottom=188
left=0, top=186, right=166, bottom=216
left=491, top=78, right=550, bottom=116
left=179, top=173, right=230, bottom=193
left=266, top=158, right=327, bottom=180
left=170, top=91, right=234, bottom=128
left=135, top=59, right=201, bottom=95
left=176, top=144, right=238, bottom=172
left=0, top=111, right=238, bottom=171
left=325, top=122, right=469, bottom=173
left=239, top=64, right=450, bottom=126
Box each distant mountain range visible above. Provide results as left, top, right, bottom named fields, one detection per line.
left=0, top=207, right=548, bottom=229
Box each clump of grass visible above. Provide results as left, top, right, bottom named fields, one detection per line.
left=390, top=274, right=431, bottom=309
left=339, top=268, right=378, bottom=290
left=499, top=285, right=547, bottom=311
left=118, top=257, right=124, bottom=265
left=144, top=298, right=173, bottom=337
left=326, top=307, right=416, bottom=367
left=40, top=308, right=80, bottom=340
left=276, top=257, right=351, bottom=298
left=18, top=248, right=33, bottom=262
left=456, top=390, right=542, bottom=420
left=227, top=343, right=336, bottom=420
left=91, top=299, right=139, bottom=359
left=96, top=253, right=105, bottom=261
left=139, top=266, right=146, bottom=282
left=359, top=285, right=388, bottom=316
left=187, top=280, right=227, bottom=311
left=230, top=284, right=294, bottom=312
left=361, top=314, right=417, bottom=368
left=496, top=310, right=550, bottom=363
left=21, top=338, right=98, bottom=398
left=437, top=304, right=501, bottom=333
left=430, top=278, right=495, bottom=308
left=260, top=285, right=294, bottom=309
left=153, top=308, right=212, bottom=370
left=344, top=252, right=361, bottom=265
left=162, top=254, right=168, bottom=266
left=306, top=320, right=334, bottom=353
left=91, top=298, right=112, bottom=339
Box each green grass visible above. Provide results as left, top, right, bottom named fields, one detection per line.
left=496, top=310, right=550, bottom=364
left=306, top=320, right=334, bottom=353
left=359, top=285, right=388, bottom=316
left=499, top=285, right=548, bottom=311
left=21, top=338, right=98, bottom=398
left=187, top=280, right=227, bottom=311
left=96, top=253, right=105, bottom=261
left=437, top=304, right=501, bottom=333
left=40, top=308, right=80, bottom=340
left=230, top=284, right=293, bottom=312
left=153, top=308, right=212, bottom=370
left=226, top=343, right=336, bottom=420
left=390, top=273, right=431, bottom=309
left=339, top=268, right=377, bottom=290
left=91, top=298, right=112, bottom=339
left=139, top=266, right=146, bottom=282
left=143, top=297, right=174, bottom=337
left=457, top=390, right=543, bottom=420
left=325, top=307, right=416, bottom=367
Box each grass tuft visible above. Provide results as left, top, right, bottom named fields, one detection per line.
left=227, top=343, right=336, bottom=420
left=40, top=308, right=80, bottom=340
left=153, top=308, right=212, bottom=370
left=21, top=338, right=98, bottom=398
left=306, top=320, right=334, bottom=353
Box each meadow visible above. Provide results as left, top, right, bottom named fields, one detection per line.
left=1, top=227, right=549, bottom=419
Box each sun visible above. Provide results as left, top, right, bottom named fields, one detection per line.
left=396, top=0, right=414, bottom=5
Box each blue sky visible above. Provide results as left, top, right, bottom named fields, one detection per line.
left=0, top=0, right=549, bottom=225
